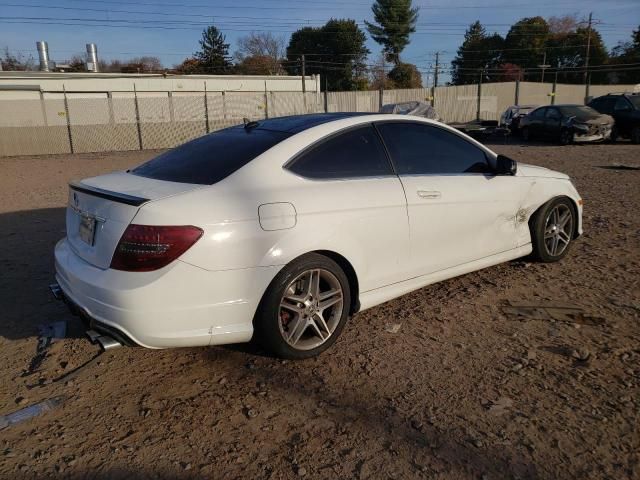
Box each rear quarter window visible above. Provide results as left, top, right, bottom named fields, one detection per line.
left=131, top=126, right=290, bottom=185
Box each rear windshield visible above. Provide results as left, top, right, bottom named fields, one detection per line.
left=131, top=126, right=291, bottom=185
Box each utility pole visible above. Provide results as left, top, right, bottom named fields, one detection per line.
left=584, top=12, right=592, bottom=85
left=538, top=50, right=550, bottom=83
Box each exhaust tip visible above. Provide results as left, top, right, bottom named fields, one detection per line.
left=86, top=329, right=122, bottom=351
left=96, top=336, right=122, bottom=351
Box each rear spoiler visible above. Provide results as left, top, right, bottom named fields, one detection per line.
left=69, top=182, right=149, bottom=207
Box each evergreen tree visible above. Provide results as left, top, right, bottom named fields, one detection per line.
left=194, top=26, right=232, bottom=73
left=387, top=62, right=422, bottom=88
left=501, top=17, right=550, bottom=81
left=286, top=19, right=370, bottom=91
left=609, top=25, right=640, bottom=84
left=365, top=0, right=418, bottom=65
left=451, top=22, right=504, bottom=85
left=546, top=25, right=608, bottom=84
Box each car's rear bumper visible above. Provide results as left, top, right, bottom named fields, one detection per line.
left=54, top=238, right=281, bottom=348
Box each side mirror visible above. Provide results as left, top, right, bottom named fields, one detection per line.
left=495, top=154, right=517, bottom=176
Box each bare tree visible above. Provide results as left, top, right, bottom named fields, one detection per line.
left=121, top=56, right=163, bottom=73
left=235, top=32, right=286, bottom=74
left=548, top=14, right=578, bottom=35
left=1, top=47, right=36, bottom=71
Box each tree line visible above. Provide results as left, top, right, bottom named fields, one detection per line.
left=2, top=1, right=639, bottom=88
left=451, top=15, right=639, bottom=85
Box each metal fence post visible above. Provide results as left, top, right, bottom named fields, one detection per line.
left=62, top=84, right=74, bottom=154
left=107, top=91, right=115, bottom=125
left=551, top=71, right=557, bottom=105
left=222, top=90, right=227, bottom=123
left=39, top=91, right=48, bottom=127
left=133, top=84, right=143, bottom=151
left=203, top=81, right=210, bottom=132
left=379, top=87, right=383, bottom=110
left=476, top=71, right=483, bottom=121
left=514, top=78, right=520, bottom=105
left=584, top=73, right=591, bottom=104
left=168, top=91, right=175, bottom=123
left=324, top=90, right=328, bottom=113
left=264, top=81, right=269, bottom=119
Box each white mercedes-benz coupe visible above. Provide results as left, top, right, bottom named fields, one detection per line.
left=53, top=113, right=583, bottom=358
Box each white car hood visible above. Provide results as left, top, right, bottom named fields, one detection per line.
left=517, top=163, right=569, bottom=180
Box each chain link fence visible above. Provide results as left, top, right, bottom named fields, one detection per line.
left=0, top=82, right=635, bottom=157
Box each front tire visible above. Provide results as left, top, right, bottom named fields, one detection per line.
left=254, top=253, right=351, bottom=359
left=530, top=197, right=576, bottom=263
left=559, top=128, right=573, bottom=146
left=631, top=126, right=640, bottom=144
left=521, top=126, right=531, bottom=142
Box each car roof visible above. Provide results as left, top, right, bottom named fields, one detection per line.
left=551, top=104, right=592, bottom=107
left=246, top=113, right=376, bottom=134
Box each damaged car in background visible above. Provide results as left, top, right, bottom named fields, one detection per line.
left=500, top=105, right=537, bottom=134
left=519, top=105, right=614, bottom=145
left=380, top=101, right=440, bottom=121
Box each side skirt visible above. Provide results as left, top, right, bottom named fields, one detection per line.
left=358, top=244, right=532, bottom=312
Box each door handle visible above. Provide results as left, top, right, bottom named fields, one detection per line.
left=417, top=190, right=441, bottom=199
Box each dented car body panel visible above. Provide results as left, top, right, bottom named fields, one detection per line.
left=520, top=104, right=613, bottom=143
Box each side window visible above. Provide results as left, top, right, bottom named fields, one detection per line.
left=614, top=97, right=631, bottom=111
left=376, top=122, right=489, bottom=175
left=545, top=108, right=561, bottom=120
left=287, top=125, right=392, bottom=179
left=589, top=98, right=603, bottom=111
left=530, top=108, right=546, bottom=119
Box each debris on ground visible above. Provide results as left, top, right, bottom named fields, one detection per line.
left=384, top=323, right=402, bottom=334
left=0, top=396, right=65, bottom=430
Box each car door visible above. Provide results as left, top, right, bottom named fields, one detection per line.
left=544, top=107, right=563, bottom=139
left=527, top=107, right=547, bottom=137
left=613, top=97, right=633, bottom=136
left=375, top=121, right=531, bottom=279
left=284, top=124, right=410, bottom=291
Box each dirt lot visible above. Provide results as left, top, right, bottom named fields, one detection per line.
left=0, top=143, right=638, bottom=480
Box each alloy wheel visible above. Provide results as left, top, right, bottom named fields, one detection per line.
left=543, top=204, right=573, bottom=257
left=278, top=269, right=344, bottom=350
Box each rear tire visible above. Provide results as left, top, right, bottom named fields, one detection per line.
left=530, top=197, right=576, bottom=263
left=254, top=253, right=351, bottom=359
left=521, top=127, right=531, bottom=142
left=631, top=126, right=640, bottom=144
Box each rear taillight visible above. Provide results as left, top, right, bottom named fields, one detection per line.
left=110, top=224, right=203, bottom=272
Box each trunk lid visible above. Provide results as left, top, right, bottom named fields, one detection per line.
left=66, top=171, right=202, bottom=269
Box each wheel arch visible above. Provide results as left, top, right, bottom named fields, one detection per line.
left=528, top=194, right=581, bottom=239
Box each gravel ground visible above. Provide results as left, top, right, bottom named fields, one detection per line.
left=0, top=142, right=638, bottom=480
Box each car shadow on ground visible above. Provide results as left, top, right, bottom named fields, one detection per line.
left=0, top=207, right=543, bottom=478
left=0, top=207, right=88, bottom=342
left=196, top=345, right=541, bottom=479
